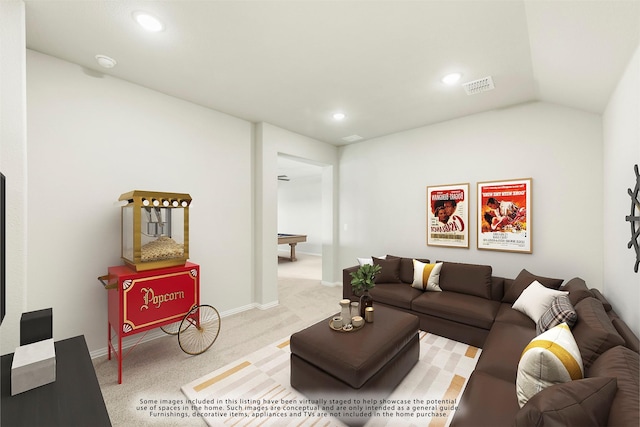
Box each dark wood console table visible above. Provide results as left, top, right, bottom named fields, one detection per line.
left=1, top=335, right=111, bottom=426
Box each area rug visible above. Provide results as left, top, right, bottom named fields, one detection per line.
left=182, top=330, right=481, bottom=427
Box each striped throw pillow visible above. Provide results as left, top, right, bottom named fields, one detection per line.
left=536, top=295, right=577, bottom=334
left=516, top=323, right=584, bottom=407
left=411, top=260, right=443, bottom=291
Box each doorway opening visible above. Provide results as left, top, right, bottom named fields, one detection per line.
left=276, top=154, right=325, bottom=282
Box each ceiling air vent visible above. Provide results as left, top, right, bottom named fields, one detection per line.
left=342, top=134, right=363, bottom=143
left=462, top=76, right=495, bottom=95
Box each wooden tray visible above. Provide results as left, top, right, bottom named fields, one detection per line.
left=329, top=319, right=364, bottom=332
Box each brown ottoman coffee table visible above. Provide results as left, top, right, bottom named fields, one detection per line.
left=290, top=305, right=419, bottom=400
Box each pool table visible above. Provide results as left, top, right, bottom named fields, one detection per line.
left=278, top=233, right=307, bottom=261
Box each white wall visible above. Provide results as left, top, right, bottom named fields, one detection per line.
left=23, top=50, right=254, bottom=354
left=339, top=101, right=603, bottom=286
left=4, top=25, right=633, bottom=359
left=278, top=174, right=323, bottom=255
left=603, top=44, right=640, bottom=338
left=0, top=1, right=28, bottom=355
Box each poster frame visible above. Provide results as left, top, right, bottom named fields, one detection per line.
left=477, top=178, right=532, bottom=253
left=426, top=182, right=470, bottom=248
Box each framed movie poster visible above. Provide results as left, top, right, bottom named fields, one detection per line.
left=426, top=183, right=469, bottom=248
left=477, top=178, right=532, bottom=253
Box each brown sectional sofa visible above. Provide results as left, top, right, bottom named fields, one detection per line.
left=342, top=256, right=639, bottom=427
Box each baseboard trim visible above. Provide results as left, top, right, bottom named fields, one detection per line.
left=89, top=302, right=278, bottom=359
left=219, top=303, right=259, bottom=317
left=89, top=329, right=167, bottom=360
left=257, top=300, right=279, bottom=310
left=321, top=280, right=341, bottom=287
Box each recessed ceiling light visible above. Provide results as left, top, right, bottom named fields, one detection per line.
left=133, top=11, right=164, bottom=32
left=332, top=112, right=346, bottom=120
left=441, top=72, right=463, bottom=85
left=95, top=54, right=117, bottom=69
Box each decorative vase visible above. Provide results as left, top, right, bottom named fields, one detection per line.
left=350, top=302, right=360, bottom=320
left=359, top=290, right=373, bottom=317
left=340, top=299, right=351, bottom=325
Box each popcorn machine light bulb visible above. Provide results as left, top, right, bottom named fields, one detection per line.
left=171, top=200, right=179, bottom=207
left=162, top=199, right=170, bottom=207
left=152, top=199, right=160, bottom=207
left=142, top=198, right=150, bottom=206
left=181, top=200, right=188, bottom=207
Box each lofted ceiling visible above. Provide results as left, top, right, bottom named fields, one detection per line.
left=24, top=1, right=639, bottom=147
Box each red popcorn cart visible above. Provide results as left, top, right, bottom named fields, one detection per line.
left=99, top=190, right=220, bottom=384
left=99, top=263, right=220, bottom=384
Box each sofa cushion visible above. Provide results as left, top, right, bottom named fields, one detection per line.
left=496, top=302, right=536, bottom=333
left=386, top=255, right=429, bottom=284
left=369, top=282, right=423, bottom=310
left=438, top=261, right=493, bottom=299
left=512, top=280, right=568, bottom=323
left=411, top=291, right=500, bottom=330
left=475, top=321, right=537, bottom=382
left=411, top=260, right=442, bottom=291
left=503, top=269, right=563, bottom=303
left=516, top=323, right=584, bottom=407
left=589, top=288, right=612, bottom=311
left=561, top=277, right=594, bottom=307
left=491, top=276, right=506, bottom=301
left=514, top=377, right=617, bottom=427
left=373, top=257, right=402, bottom=283
left=611, top=317, right=640, bottom=353
left=450, top=370, right=520, bottom=427
left=572, top=297, right=625, bottom=369
left=588, top=345, right=640, bottom=427
left=536, top=294, right=577, bottom=334
left=494, top=304, right=536, bottom=328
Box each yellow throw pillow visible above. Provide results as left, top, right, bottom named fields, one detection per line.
left=516, top=323, right=584, bottom=407
left=411, top=260, right=443, bottom=291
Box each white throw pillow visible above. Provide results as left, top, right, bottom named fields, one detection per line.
left=411, top=260, right=443, bottom=291
left=512, top=280, right=568, bottom=323
left=357, top=255, right=386, bottom=266
left=516, top=323, right=584, bottom=407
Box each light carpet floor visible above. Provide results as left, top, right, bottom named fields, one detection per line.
left=93, top=253, right=342, bottom=426
left=93, top=254, right=481, bottom=427
left=181, top=330, right=481, bottom=427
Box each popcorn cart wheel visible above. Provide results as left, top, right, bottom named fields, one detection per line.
left=157, top=304, right=220, bottom=355
left=178, top=304, right=221, bottom=355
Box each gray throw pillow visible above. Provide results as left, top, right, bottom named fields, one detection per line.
left=536, top=294, right=577, bottom=334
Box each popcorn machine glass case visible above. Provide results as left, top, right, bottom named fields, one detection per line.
left=119, top=190, right=191, bottom=271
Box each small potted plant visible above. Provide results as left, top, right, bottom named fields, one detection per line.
left=350, top=263, right=381, bottom=316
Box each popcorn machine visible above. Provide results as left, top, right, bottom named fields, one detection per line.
left=99, top=190, right=220, bottom=384
left=118, top=190, right=191, bottom=271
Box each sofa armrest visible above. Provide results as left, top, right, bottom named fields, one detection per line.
left=342, top=266, right=359, bottom=300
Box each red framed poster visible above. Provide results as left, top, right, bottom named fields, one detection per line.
left=426, top=183, right=469, bottom=248
left=477, top=178, right=532, bottom=253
